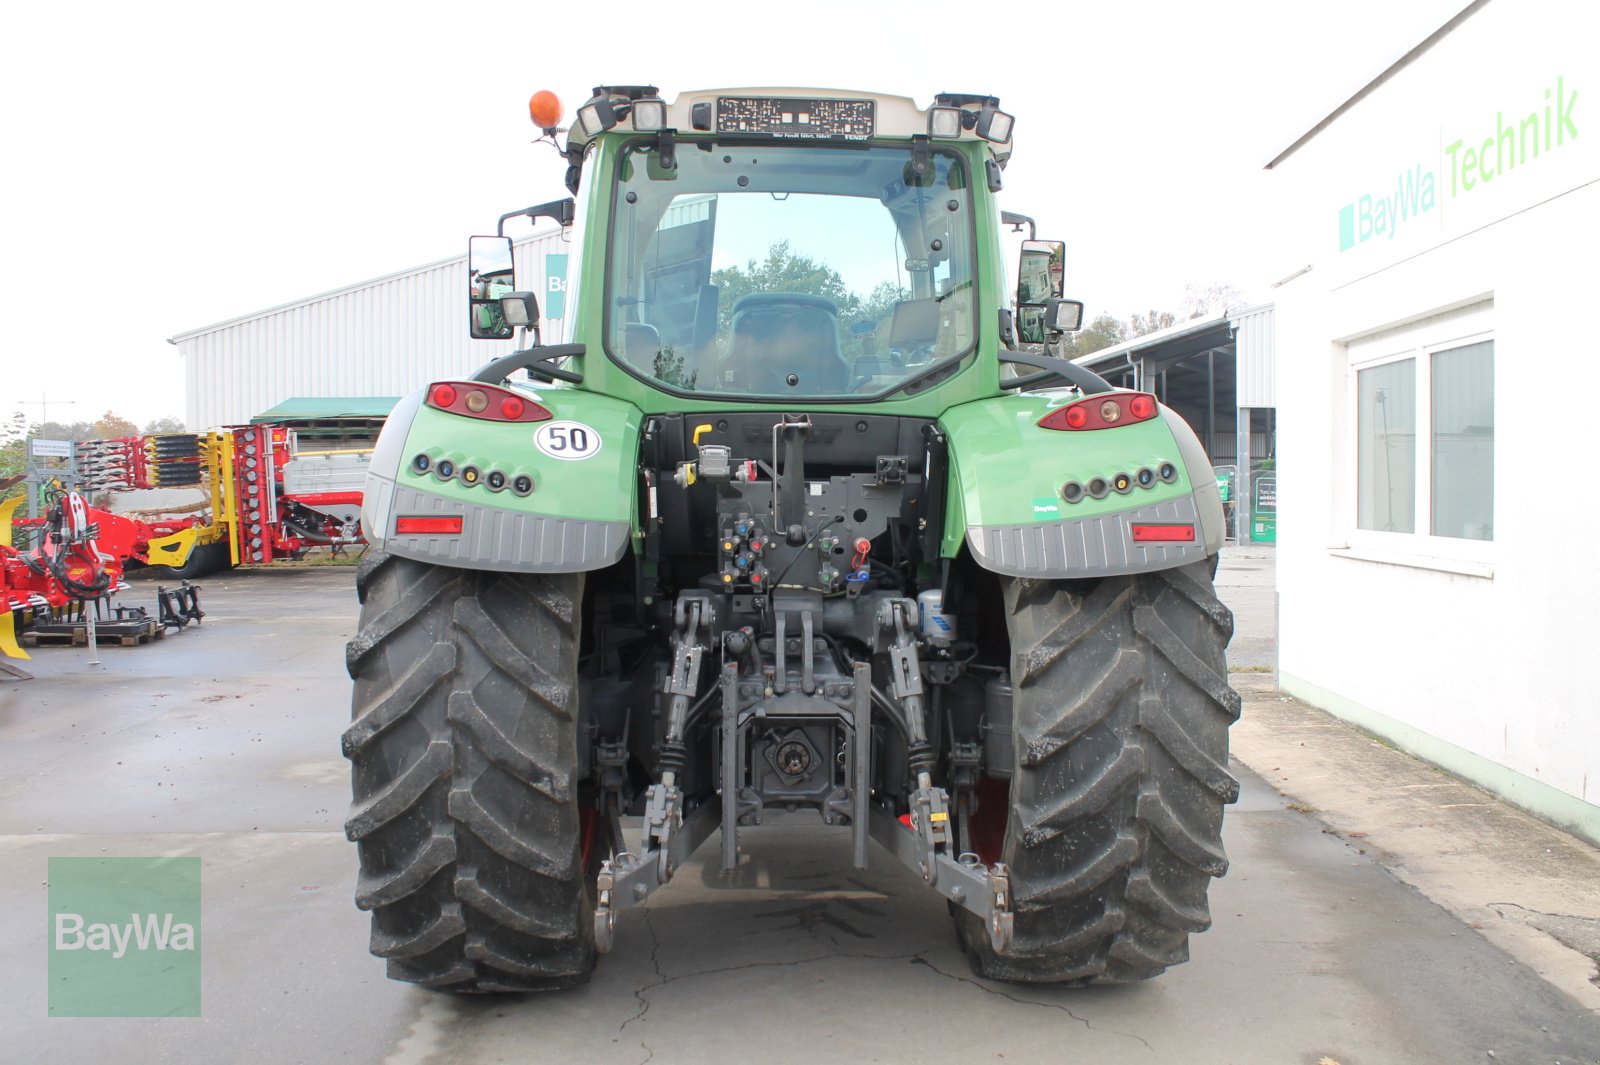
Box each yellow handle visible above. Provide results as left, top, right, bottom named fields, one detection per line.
left=692, top=423, right=714, bottom=446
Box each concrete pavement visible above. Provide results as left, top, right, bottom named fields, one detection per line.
left=0, top=556, right=1596, bottom=1063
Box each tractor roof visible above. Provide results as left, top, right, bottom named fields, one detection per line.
left=561, top=85, right=1013, bottom=165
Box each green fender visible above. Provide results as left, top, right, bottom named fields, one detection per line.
left=361, top=384, right=641, bottom=573
left=939, top=392, right=1225, bottom=578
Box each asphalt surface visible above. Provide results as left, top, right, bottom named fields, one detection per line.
left=2, top=553, right=1598, bottom=1064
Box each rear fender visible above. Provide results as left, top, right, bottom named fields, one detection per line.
left=940, top=392, right=1224, bottom=578
left=362, top=385, right=641, bottom=573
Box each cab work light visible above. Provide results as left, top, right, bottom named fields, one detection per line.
left=425, top=381, right=552, bottom=423
left=1039, top=392, right=1159, bottom=431
left=928, top=106, right=963, bottom=138
left=577, top=95, right=617, bottom=136
left=975, top=107, right=1014, bottom=144
left=395, top=515, right=463, bottom=535
left=631, top=97, right=667, bottom=130
left=1130, top=524, right=1195, bottom=543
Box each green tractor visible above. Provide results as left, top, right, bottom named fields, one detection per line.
left=343, top=85, right=1239, bottom=991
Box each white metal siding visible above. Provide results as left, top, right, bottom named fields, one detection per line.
left=173, top=230, right=571, bottom=428
left=1232, top=304, right=1276, bottom=408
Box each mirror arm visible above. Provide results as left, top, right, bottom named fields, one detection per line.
left=997, top=349, right=1115, bottom=394
left=1000, top=211, right=1037, bottom=239
left=471, top=343, right=587, bottom=385
left=497, top=198, right=577, bottom=236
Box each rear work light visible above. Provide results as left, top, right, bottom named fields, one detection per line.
left=1039, top=391, right=1160, bottom=431
left=426, top=381, right=553, bottom=423
left=1130, top=523, right=1195, bottom=543
left=395, top=515, right=464, bottom=535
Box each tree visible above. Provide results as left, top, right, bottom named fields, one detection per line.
left=1061, top=314, right=1128, bottom=358
left=33, top=419, right=96, bottom=443
left=1179, top=281, right=1244, bottom=320
left=1129, top=309, right=1177, bottom=337
left=92, top=411, right=139, bottom=440
left=144, top=415, right=186, bottom=434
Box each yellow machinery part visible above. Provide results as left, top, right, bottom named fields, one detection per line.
left=0, top=496, right=30, bottom=661
left=201, top=432, right=241, bottom=567
left=145, top=526, right=201, bottom=569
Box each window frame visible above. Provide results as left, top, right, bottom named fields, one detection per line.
left=1341, top=302, right=1494, bottom=574
left=599, top=137, right=981, bottom=403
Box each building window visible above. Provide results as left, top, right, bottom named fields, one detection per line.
left=1357, top=358, right=1416, bottom=533
left=1347, top=304, right=1493, bottom=559
left=1431, top=340, right=1494, bottom=541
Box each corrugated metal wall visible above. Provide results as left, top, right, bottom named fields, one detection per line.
left=172, top=230, right=571, bottom=428
left=1233, top=304, right=1276, bottom=408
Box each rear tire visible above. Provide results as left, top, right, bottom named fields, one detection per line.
left=342, top=552, right=596, bottom=992
left=958, top=557, right=1240, bottom=983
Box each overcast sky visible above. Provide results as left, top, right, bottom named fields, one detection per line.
left=1, top=0, right=1460, bottom=428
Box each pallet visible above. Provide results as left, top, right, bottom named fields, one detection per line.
left=21, top=617, right=162, bottom=648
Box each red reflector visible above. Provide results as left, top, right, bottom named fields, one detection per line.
left=1064, top=405, right=1088, bottom=429
left=1129, top=394, right=1156, bottom=419
left=395, top=515, right=464, bottom=535
left=1130, top=523, right=1195, bottom=543
left=501, top=395, right=525, bottom=419
left=430, top=383, right=458, bottom=408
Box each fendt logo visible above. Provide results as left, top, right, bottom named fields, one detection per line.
left=47, top=857, right=202, bottom=1017
left=1338, top=75, right=1579, bottom=252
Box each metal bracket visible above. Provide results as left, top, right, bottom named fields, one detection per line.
left=594, top=799, right=722, bottom=953
left=867, top=805, right=1013, bottom=953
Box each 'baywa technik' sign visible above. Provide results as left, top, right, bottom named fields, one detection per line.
left=1338, top=75, right=1579, bottom=251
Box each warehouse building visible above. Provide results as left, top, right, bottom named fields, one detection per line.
left=169, top=230, right=570, bottom=430
left=1265, top=0, right=1599, bottom=843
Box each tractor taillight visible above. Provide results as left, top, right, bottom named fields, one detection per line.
left=425, top=381, right=552, bottom=423
left=1039, top=392, right=1160, bottom=431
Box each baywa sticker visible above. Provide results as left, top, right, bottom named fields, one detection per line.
left=1031, top=497, right=1061, bottom=519
left=534, top=420, right=603, bottom=461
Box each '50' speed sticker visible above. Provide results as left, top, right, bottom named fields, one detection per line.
left=534, top=420, right=603, bottom=460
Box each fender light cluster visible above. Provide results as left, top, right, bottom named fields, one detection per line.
left=1061, top=462, right=1178, bottom=503
left=1039, top=391, right=1158, bottom=432
left=410, top=452, right=534, bottom=496
left=426, top=382, right=552, bottom=423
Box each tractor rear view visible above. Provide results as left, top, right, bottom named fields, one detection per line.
left=343, top=85, right=1239, bottom=991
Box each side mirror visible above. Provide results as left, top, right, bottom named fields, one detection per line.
left=1017, top=239, right=1065, bottom=304
left=469, top=235, right=516, bottom=339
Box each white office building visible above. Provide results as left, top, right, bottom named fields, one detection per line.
left=1265, top=0, right=1599, bottom=843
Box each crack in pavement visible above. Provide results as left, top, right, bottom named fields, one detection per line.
left=622, top=908, right=666, bottom=1065
left=1488, top=902, right=1600, bottom=925
left=1487, top=901, right=1600, bottom=982
left=909, top=953, right=1156, bottom=1054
